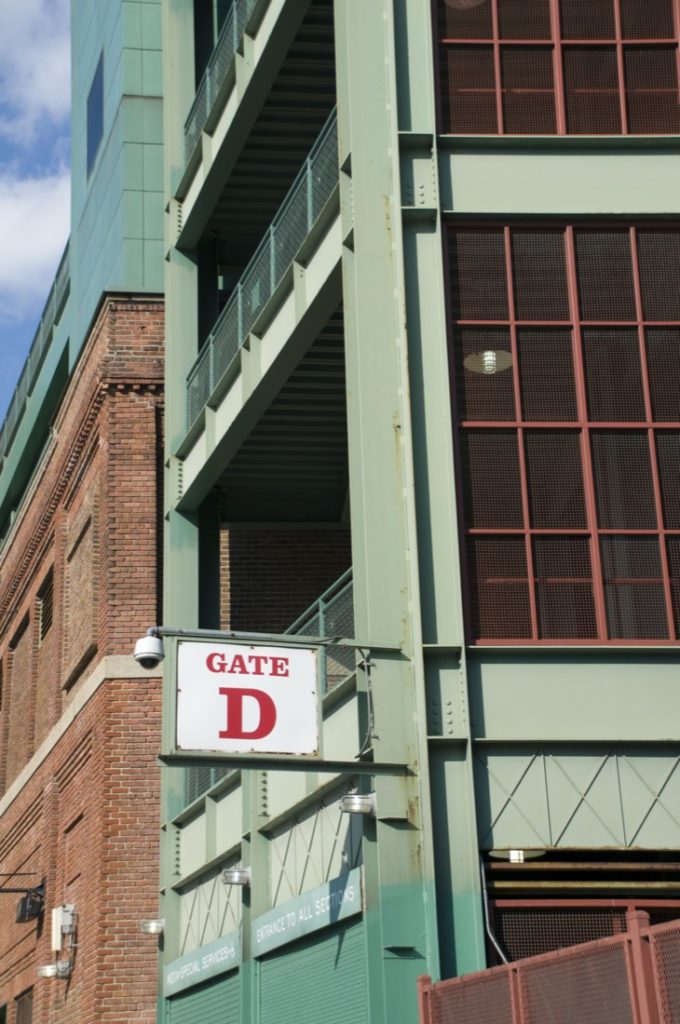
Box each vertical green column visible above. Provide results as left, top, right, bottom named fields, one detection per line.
left=161, top=4, right=199, bottom=1022
left=392, top=0, right=486, bottom=978
left=334, top=2, right=441, bottom=1019
left=240, top=770, right=270, bottom=1024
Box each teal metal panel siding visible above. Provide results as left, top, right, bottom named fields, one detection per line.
left=167, top=971, right=239, bottom=1024
left=259, top=919, right=368, bottom=1024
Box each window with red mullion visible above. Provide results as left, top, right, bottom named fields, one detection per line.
left=447, top=223, right=680, bottom=643
left=436, top=0, right=680, bottom=135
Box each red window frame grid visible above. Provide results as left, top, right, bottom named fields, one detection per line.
left=445, top=220, right=680, bottom=646
left=434, top=0, right=680, bottom=136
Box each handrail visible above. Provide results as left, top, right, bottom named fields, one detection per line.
left=185, top=109, right=338, bottom=428
left=183, top=0, right=258, bottom=166
left=286, top=567, right=354, bottom=695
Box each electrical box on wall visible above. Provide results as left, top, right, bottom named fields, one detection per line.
left=51, top=905, right=76, bottom=952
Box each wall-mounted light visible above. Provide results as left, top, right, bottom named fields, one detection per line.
left=37, top=960, right=72, bottom=980
left=222, top=867, right=251, bottom=887
left=489, top=849, right=546, bottom=862
left=140, top=918, right=165, bottom=935
left=339, top=792, right=376, bottom=817
left=464, top=350, right=513, bottom=376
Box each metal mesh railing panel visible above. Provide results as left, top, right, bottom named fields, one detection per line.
left=467, top=536, right=532, bottom=639
left=429, top=972, right=514, bottom=1024
left=187, top=345, right=213, bottom=426
left=441, top=46, right=498, bottom=134
left=511, top=231, right=570, bottom=321
left=583, top=329, right=645, bottom=422
left=321, top=582, right=355, bottom=688
left=517, top=329, right=578, bottom=421
left=184, top=77, right=209, bottom=164
left=601, top=535, right=668, bottom=639
left=286, top=571, right=355, bottom=693
left=184, top=114, right=338, bottom=428
left=525, top=431, right=586, bottom=527
left=534, top=536, right=598, bottom=639
left=310, top=119, right=338, bottom=221
left=456, top=328, right=516, bottom=422
left=461, top=431, right=524, bottom=528
left=518, top=943, right=636, bottom=1024
left=501, top=47, right=557, bottom=134
left=273, top=178, right=309, bottom=279
left=591, top=431, right=657, bottom=529
left=651, top=925, right=680, bottom=1022
left=240, top=233, right=273, bottom=335
left=208, top=7, right=237, bottom=105
left=438, top=0, right=493, bottom=40
left=564, top=48, right=621, bottom=134
left=574, top=231, right=637, bottom=321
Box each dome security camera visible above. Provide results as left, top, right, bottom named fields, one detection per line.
left=134, top=634, right=165, bottom=669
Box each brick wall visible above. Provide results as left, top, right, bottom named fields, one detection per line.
left=220, top=527, right=352, bottom=632
left=0, top=295, right=164, bottom=1023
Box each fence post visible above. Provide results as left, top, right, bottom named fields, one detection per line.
left=627, top=909, right=661, bottom=1024
left=509, top=963, right=523, bottom=1024
left=417, top=975, right=432, bottom=1024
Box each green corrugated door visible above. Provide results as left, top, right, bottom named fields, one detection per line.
left=259, top=919, right=368, bottom=1024
left=167, top=970, right=239, bottom=1024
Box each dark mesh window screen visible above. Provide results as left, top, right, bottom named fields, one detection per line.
left=467, top=537, right=532, bottom=638
left=656, top=433, right=680, bottom=529
left=525, top=432, right=586, bottom=528
left=441, top=46, right=497, bottom=134
left=564, top=48, right=622, bottom=134
left=450, top=223, right=680, bottom=643
left=625, top=47, right=680, bottom=134
left=591, top=431, right=657, bottom=529
left=501, top=48, right=557, bottom=134
left=637, top=233, right=680, bottom=321
left=498, top=0, right=551, bottom=39
left=461, top=431, right=524, bottom=528
left=582, top=330, right=645, bottom=422
left=601, top=536, right=668, bottom=638
left=511, top=232, right=570, bottom=321
left=438, top=0, right=680, bottom=135
left=646, top=329, right=680, bottom=421
left=449, top=229, right=508, bottom=320
left=517, top=329, right=577, bottom=421
left=574, top=232, right=636, bottom=321
left=534, top=536, right=597, bottom=638
left=621, top=0, right=675, bottom=39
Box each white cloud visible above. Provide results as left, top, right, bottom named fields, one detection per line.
left=0, top=0, right=70, bottom=144
left=0, top=169, right=70, bottom=322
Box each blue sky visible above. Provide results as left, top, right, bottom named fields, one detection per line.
left=0, top=0, right=71, bottom=424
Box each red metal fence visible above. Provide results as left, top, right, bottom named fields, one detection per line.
left=419, top=911, right=680, bottom=1024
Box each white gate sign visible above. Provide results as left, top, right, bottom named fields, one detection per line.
left=176, top=641, right=319, bottom=755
